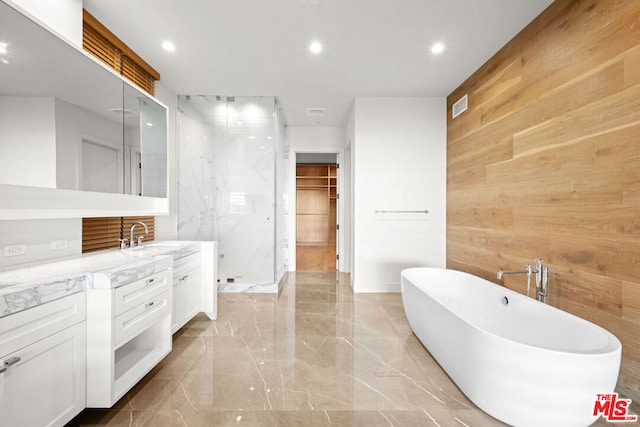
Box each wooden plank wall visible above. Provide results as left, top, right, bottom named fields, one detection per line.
left=82, top=216, right=155, bottom=253
left=447, top=0, right=640, bottom=400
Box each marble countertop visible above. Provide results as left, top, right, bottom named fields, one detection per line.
left=0, top=240, right=203, bottom=318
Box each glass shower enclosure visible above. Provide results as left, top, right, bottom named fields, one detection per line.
left=177, top=95, right=289, bottom=292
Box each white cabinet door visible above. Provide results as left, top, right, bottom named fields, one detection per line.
left=0, top=322, right=86, bottom=427
left=171, top=280, right=183, bottom=334
left=171, top=269, right=201, bottom=334
left=182, top=269, right=200, bottom=324
left=199, top=241, right=217, bottom=320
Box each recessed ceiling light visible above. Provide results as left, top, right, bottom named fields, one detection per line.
left=146, top=122, right=154, bottom=127
left=162, top=41, right=175, bottom=52
left=0, top=58, right=8, bottom=65
left=309, top=41, right=322, bottom=54
left=0, top=42, right=8, bottom=55
left=431, top=42, right=445, bottom=54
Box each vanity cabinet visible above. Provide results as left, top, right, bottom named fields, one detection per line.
left=0, top=293, right=86, bottom=427
left=86, top=268, right=172, bottom=408
left=172, top=252, right=201, bottom=334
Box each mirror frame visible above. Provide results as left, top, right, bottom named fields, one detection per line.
left=0, top=1, right=169, bottom=219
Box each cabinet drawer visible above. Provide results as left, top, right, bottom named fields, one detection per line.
left=114, top=269, right=171, bottom=316
left=114, top=291, right=170, bottom=347
left=173, top=252, right=200, bottom=278
left=0, top=293, right=85, bottom=358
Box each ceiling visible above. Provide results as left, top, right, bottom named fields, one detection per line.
left=83, top=0, right=554, bottom=127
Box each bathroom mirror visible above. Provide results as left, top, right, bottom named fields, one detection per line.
left=123, top=82, right=168, bottom=198
left=0, top=2, right=124, bottom=193
left=0, top=1, right=168, bottom=218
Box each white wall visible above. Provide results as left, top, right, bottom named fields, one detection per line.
left=351, top=97, right=446, bottom=292
left=346, top=107, right=356, bottom=288
left=0, top=219, right=81, bottom=269
left=6, top=0, right=82, bottom=46
left=288, top=126, right=349, bottom=272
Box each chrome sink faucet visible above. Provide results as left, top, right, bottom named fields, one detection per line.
left=129, top=222, right=149, bottom=248
left=497, top=258, right=549, bottom=303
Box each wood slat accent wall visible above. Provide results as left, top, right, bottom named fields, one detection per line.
left=447, top=0, right=640, bottom=401
left=122, top=216, right=156, bottom=247
left=82, top=9, right=159, bottom=95
left=82, top=216, right=155, bottom=253
left=81, top=217, right=122, bottom=253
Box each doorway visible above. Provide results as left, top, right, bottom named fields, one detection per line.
left=295, top=153, right=337, bottom=270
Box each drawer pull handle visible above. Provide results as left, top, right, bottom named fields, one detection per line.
left=180, top=274, right=189, bottom=282
left=146, top=278, right=155, bottom=285
left=146, top=301, right=155, bottom=309
left=5, top=356, right=20, bottom=367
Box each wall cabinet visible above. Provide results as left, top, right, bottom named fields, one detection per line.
left=86, top=268, right=172, bottom=408
left=0, top=293, right=86, bottom=427
left=0, top=2, right=169, bottom=219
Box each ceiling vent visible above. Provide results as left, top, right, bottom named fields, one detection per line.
left=307, top=107, right=326, bottom=117
left=452, top=94, right=468, bottom=119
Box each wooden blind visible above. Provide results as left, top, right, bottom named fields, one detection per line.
left=82, top=22, right=120, bottom=70
left=82, top=216, right=155, bottom=253
left=82, top=9, right=160, bottom=96
left=121, top=56, right=155, bottom=95
left=122, top=216, right=156, bottom=246
left=82, top=217, right=122, bottom=253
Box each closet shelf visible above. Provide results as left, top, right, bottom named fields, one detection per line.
left=296, top=163, right=337, bottom=245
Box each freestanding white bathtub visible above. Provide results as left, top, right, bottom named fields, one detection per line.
left=401, top=267, right=621, bottom=427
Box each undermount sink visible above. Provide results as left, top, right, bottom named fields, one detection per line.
left=142, top=242, right=184, bottom=248
left=131, top=242, right=184, bottom=251
left=125, top=248, right=158, bottom=256
left=124, top=241, right=190, bottom=258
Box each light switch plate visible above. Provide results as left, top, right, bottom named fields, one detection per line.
left=51, top=240, right=69, bottom=250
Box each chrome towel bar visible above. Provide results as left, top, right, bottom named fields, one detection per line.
left=374, top=209, right=429, bottom=214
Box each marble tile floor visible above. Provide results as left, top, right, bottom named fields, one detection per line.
left=68, top=271, right=613, bottom=427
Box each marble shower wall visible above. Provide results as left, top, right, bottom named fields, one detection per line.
left=177, top=96, right=288, bottom=292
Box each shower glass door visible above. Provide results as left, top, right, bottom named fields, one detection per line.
left=177, top=95, right=277, bottom=288
left=224, top=96, right=275, bottom=285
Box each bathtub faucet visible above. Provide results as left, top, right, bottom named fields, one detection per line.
left=533, top=258, right=549, bottom=303
left=497, top=258, right=549, bottom=303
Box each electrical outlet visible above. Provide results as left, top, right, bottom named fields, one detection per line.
left=51, top=240, right=68, bottom=250
left=3, top=244, right=26, bottom=257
